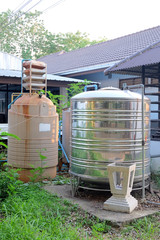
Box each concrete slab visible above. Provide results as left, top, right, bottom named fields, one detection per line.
left=43, top=184, right=159, bottom=226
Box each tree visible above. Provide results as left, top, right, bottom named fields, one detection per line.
left=53, top=31, right=106, bottom=52
left=0, top=10, right=107, bottom=59
left=0, top=10, right=51, bottom=59
left=43, top=79, right=91, bottom=118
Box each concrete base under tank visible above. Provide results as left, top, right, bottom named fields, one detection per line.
left=43, top=184, right=159, bottom=226
left=16, top=167, right=57, bottom=183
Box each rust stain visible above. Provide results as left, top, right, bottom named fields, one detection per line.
left=23, top=105, right=29, bottom=117
left=22, top=104, right=30, bottom=166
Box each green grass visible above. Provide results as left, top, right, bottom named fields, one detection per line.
left=0, top=183, right=159, bottom=240
left=0, top=184, right=110, bottom=240
left=120, top=214, right=160, bottom=240
left=52, top=175, right=71, bottom=185
left=0, top=184, right=82, bottom=240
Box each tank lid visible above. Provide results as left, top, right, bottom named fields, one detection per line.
left=100, top=87, right=121, bottom=91
left=71, top=86, right=150, bottom=101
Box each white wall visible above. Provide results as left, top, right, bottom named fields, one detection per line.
left=0, top=52, right=21, bottom=70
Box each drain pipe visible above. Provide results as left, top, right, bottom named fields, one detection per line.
left=123, top=83, right=145, bottom=199
left=141, top=85, right=145, bottom=200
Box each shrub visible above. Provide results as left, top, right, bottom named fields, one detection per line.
left=0, top=165, right=22, bottom=200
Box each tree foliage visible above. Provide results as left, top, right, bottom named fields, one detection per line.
left=54, top=31, right=106, bottom=52
left=41, top=79, right=91, bottom=118
left=0, top=10, right=107, bottom=59
left=0, top=10, right=48, bottom=59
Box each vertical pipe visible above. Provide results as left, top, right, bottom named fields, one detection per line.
left=142, top=66, right=145, bottom=199
left=126, top=80, right=146, bottom=200
left=158, top=63, right=160, bottom=129
left=29, top=61, right=32, bottom=96
left=21, top=60, right=23, bottom=93
left=45, top=64, right=47, bottom=96
left=6, top=84, right=8, bottom=122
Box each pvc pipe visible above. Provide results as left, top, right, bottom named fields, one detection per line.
left=58, top=120, right=69, bottom=163
left=0, top=159, right=7, bottom=162
left=8, top=94, right=22, bottom=110
left=123, top=84, right=146, bottom=199
left=58, top=139, right=69, bottom=163
left=142, top=86, right=145, bottom=199
left=84, top=84, right=98, bottom=92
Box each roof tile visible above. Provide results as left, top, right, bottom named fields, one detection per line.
left=38, top=26, right=160, bottom=75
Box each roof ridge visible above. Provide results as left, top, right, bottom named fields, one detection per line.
left=106, top=25, right=160, bottom=42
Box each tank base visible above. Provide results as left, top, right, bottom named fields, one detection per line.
left=70, top=172, right=150, bottom=192
left=14, top=167, right=57, bottom=183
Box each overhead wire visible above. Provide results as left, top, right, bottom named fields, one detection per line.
left=0, top=0, right=34, bottom=32
left=23, top=0, right=44, bottom=14
left=42, top=0, right=65, bottom=14
left=0, top=0, right=65, bottom=32
left=0, top=0, right=33, bottom=27
left=13, top=0, right=33, bottom=14
left=0, top=0, right=44, bottom=33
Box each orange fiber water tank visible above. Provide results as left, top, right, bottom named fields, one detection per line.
left=8, top=93, right=58, bottom=182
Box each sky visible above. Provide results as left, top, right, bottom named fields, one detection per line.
left=1, top=0, right=160, bottom=41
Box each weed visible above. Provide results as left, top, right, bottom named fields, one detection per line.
left=0, top=182, right=159, bottom=239
left=0, top=164, right=22, bottom=200
left=92, top=222, right=111, bottom=233
left=0, top=184, right=87, bottom=239
left=0, top=151, right=7, bottom=160
left=41, top=79, right=91, bottom=118
left=66, top=79, right=91, bottom=105
left=0, top=131, right=20, bottom=149
left=52, top=175, right=70, bottom=185
left=121, top=214, right=160, bottom=240
left=29, top=149, right=47, bottom=183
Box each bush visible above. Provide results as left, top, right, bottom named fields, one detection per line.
left=0, top=165, right=22, bottom=200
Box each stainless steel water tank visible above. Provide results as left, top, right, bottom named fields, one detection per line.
left=8, top=93, right=58, bottom=182
left=70, top=87, right=150, bottom=186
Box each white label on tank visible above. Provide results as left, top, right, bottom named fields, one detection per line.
left=39, top=123, right=51, bottom=132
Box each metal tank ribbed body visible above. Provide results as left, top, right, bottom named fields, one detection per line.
left=8, top=94, right=58, bottom=182
left=70, top=87, right=150, bottom=186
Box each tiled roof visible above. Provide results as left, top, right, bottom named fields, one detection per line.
left=104, top=42, right=160, bottom=78
left=38, top=26, right=160, bottom=75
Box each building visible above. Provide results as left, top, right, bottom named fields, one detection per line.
left=0, top=52, right=84, bottom=123
left=105, top=40, right=160, bottom=172
left=38, top=26, right=160, bottom=88
left=38, top=26, right=160, bottom=172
